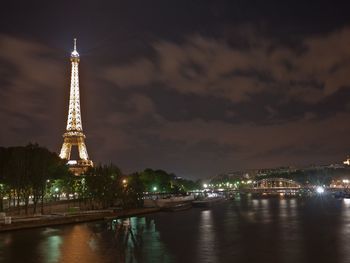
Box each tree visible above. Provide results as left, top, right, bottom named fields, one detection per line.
left=123, top=173, right=145, bottom=208
left=28, top=145, right=70, bottom=214
left=0, top=144, right=70, bottom=214
left=139, top=169, right=174, bottom=192
left=85, top=164, right=123, bottom=208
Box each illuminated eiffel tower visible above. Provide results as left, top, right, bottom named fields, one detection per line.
left=59, top=39, right=93, bottom=175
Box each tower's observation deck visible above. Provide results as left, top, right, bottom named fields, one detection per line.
left=59, top=39, right=93, bottom=175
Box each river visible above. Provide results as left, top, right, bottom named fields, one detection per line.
left=1, top=196, right=350, bottom=263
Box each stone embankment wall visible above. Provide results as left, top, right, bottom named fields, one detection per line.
left=4, top=199, right=104, bottom=216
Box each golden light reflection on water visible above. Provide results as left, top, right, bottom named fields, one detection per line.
left=278, top=198, right=301, bottom=263
left=58, top=225, right=103, bottom=263
left=197, top=210, right=217, bottom=263
left=279, top=199, right=288, bottom=219
left=260, top=199, right=272, bottom=223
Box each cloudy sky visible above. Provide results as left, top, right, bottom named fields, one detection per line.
left=1, top=1, right=350, bottom=178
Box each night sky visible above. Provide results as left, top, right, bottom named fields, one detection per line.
left=1, top=1, right=350, bottom=179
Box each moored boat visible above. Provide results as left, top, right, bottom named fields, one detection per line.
left=144, top=195, right=195, bottom=208
left=192, top=196, right=227, bottom=207
left=162, top=202, right=192, bottom=212
left=333, top=190, right=350, bottom=199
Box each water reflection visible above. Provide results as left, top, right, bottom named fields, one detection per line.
left=260, top=199, right=272, bottom=223
left=39, top=233, right=62, bottom=263
left=277, top=198, right=301, bottom=263
left=196, top=210, right=217, bottom=263
left=340, top=198, right=350, bottom=262
left=105, top=217, right=173, bottom=262
left=54, top=225, right=103, bottom=263
left=2, top=197, right=350, bottom=263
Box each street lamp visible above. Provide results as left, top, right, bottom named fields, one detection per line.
left=316, top=186, right=325, bottom=194
left=122, top=179, right=128, bottom=188
left=153, top=186, right=157, bottom=192
left=54, top=187, right=60, bottom=200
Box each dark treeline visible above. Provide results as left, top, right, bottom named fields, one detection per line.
left=0, top=144, right=69, bottom=214
left=0, top=144, right=200, bottom=215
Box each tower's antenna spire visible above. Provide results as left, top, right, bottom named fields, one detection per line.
left=74, top=38, right=77, bottom=51
left=71, top=38, right=79, bottom=58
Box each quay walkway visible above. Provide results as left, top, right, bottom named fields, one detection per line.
left=0, top=207, right=160, bottom=232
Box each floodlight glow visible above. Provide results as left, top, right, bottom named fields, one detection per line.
left=203, top=184, right=208, bottom=188
left=71, top=50, right=79, bottom=57
left=344, top=198, right=350, bottom=206
left=316, top=186, right=324, bottom=194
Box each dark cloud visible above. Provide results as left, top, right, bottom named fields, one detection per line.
left=2, top=1, right=350, bottom=178
left=0, top=35, right=67, bottom=148
left=103, top=28, right=350, bottom=104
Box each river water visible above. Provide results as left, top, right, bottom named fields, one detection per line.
left=1, top=196, right=350, bottom=263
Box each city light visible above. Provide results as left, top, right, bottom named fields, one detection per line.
left=344, top=198, right=350, bottom=206
left=153, top=186, right=157, bottom=191
left=203, top=184, right=208, bottom=188
left=316, top=186, right=325, bottom=194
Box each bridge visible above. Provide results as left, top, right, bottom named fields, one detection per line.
left=247, top=178, right=302, bottom=195
left=190, top=178, right=305, bottom=196
left=252, top=178, right=301, bottom=189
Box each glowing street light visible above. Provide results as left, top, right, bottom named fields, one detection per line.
left=203, top=184, right=208, bottom=189
left=153, top=186, right=158, bottom=191
left=316, top=186, right=325, bottom=194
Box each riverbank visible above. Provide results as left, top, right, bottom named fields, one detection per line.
left=0, top=207, right=160, bottom=232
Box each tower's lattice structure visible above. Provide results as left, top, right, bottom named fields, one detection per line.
left=59, top=39, right=93, bottom=175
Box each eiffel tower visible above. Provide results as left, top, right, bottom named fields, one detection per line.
left=59, top=39, right=93, bottom=175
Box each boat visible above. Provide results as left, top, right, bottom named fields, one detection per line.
left=156, top=195, right=194, bottom=207
left=162, top=202, right=192, bottom=212
left=143, top=195, right=195, bottom=208
left=333, top=190, right=350, bottom=199
left=192, top=196, right=227, bottom=207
